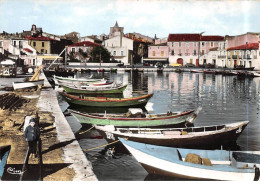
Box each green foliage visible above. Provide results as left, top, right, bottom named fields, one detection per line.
left=89, top=46, right=111, bottom=63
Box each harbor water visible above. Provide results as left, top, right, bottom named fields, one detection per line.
left=2, top=70, right=260, bottom=181
left=59, top=71, right=260, bottom=181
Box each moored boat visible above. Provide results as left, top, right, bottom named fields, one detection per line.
left=119, top=138, right=260, bottom=181
left=54, top=75, right=105, bottom=83
left=12, top=79, right=44, bottom=90
left=95, top=121, right=249, bottom=146
left=0, top=145, right=11, bottom=180
left=59, top=92, right=153, bottom=107
left=60, top=83, right=127, bottom=94
left=69, top=107, right=199, bottom=128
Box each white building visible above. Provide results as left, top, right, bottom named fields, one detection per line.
left=103, top=32, right=133, bottom=65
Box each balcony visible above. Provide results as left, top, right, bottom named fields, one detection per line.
left=243, top=55, right=251, bottom=59
left=232, top=55, right=238, bottom=59
left=218, top=55, right=226, bottom=59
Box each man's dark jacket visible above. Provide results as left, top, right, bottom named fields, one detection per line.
left=24, top=125, right=40, bottom=142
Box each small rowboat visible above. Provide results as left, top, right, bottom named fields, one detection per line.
left=95, top=121, right=248, bottom=146
left=12, top=79, right=44, bottom=90
left=54, top=75, right=105, bottom=83
left=0, top=145, right=11, bottom=180
left=119, top=138, right=260, bottom=181
left=59, top=83, right=127, bottom=94
left=69, top=107, right=200, bottom=128
left=59, top=92, right=153, bottom=107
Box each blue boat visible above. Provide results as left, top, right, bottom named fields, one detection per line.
left=0, top=145, right=11, bottom=180
left=119, top=138, right=260, bottom=181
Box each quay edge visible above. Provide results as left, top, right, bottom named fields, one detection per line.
left=37, top=72, right=97, bottom=181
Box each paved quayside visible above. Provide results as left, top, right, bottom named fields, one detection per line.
left=37, top=72, right=97, bottom=181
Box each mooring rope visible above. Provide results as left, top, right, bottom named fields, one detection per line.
left=78, top=125, right=94, bottom=135
left=84, top=140, right=120, bottom=152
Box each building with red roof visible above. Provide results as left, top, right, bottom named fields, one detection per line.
left=167, top=33, right=225, bottom=67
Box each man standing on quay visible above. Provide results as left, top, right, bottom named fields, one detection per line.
left=24, top=118, right=40, bottom=158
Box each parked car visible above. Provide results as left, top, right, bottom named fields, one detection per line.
left=170, top=63, right=182, bottom=67
left=185, top=63, right=195, bottom=67
left=117, top=63, right=124, bottom=67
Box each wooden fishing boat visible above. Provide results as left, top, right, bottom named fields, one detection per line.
left=69, top=107, right=200, bottom=128
left=0, top=145, right=11, bottom=180
left=119, top=138, right=260, bottom=181
left=95, top=121, right=249, bottom=146
left=59, top=92, right=153, bottom=107
left=54, top=75, right=105, bottom=83
left=12, top=79, right=44, bottom=90
left=60, top=83, right=127, bottom=94
left=55, top=78, right=109, bottom=86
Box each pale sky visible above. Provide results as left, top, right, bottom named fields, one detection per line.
left=0, top=0, right=259, bottom=38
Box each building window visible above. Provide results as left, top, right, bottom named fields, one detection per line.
left=194, top=50, right=196, bottom=55
left=33, top=42, right=36, bottom=47
left=152, top=51, right=155, bottom=56
left=201, top=42, right=205, bottom=47
left=42, top=42, right=45, bottom=47
left=172, top=42, right=174, bottom=47
left=179, top=42, right=182, bottom=47
left=121, top=51, right=124, bottom=56
left=41, top=49, right=44, bottom=54
left=161, top=51, right=164, bottom=56
left=113, top=51, right=116, bottom=56
left=171, top=50, right=174, bottom=56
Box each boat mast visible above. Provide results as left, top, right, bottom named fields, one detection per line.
left=46, top=47, right=66, bottom=70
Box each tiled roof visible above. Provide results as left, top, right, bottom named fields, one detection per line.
left=23, top=48, right=33, bottom=53
left=201, top=36, right=224, bottom=41
left=168, top=34, right=224, bottom=42
left=67, top=41, right=100, bottom=47
left=168, top=34, right=201, bottom=42
left=227, top=43, right=259, bottom=51
left=25, top=36, right=56, bottom=41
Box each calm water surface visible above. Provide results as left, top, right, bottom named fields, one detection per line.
left=60, top=71, right=260, bottom=180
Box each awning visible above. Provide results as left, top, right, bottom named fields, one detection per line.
left=24, top=48, right=33, bottom=53
left=37, top=55, right=63, bottom=60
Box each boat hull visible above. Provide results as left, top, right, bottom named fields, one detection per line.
left=97, top=121, right=248, bottom=147
left=60, top=84, right=127, bottom=94
left=0, top=145, right=11, bottom=179
left=119, top=138, right=259, bottom=181
left=12, top=79, right=44, bottom=90
left=70, top=110, right=195, bottom=128
left=59, top=92, right=153, bottom=107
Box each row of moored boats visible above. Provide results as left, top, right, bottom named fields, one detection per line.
left=55, top=74, right=260, bottom=181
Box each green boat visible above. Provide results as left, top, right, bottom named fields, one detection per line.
left=58, top=92, right=153, bottom=107
left=69, top=108, right=200, bottom=128
left=60, top=83, right=128, bottom=94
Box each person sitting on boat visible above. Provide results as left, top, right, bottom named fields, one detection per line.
left=24, top=118, right=40, bottom=158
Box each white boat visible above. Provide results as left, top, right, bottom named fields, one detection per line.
left=119, top=138, right=260, bottom=181
left=12, top=79, right=44, bottom=90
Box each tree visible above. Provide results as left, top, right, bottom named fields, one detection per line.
left=90, top=46, right=111, bottom=63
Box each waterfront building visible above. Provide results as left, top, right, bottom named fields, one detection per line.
left=0, top=36, right=37, bottom=66
left=226, top=33, right=260, bottom=69
left=144, top=43, right=169, bottom=66
left=167, top=34, right=224, bottom=67
left=66, top=41, right=100, bottom=62
left=103, top=31, right=133, bottom=65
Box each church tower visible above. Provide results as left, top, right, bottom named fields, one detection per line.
left=109, top=21, right=124, bottom=38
